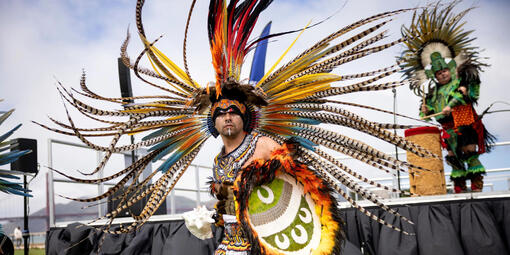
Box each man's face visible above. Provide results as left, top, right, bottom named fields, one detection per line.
left=435, top=68, right=452, bottom=85
left=214, top=112, right=244, bottom=137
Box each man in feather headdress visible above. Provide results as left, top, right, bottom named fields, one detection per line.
left=419, top=52, right=492, bottom=193
left=207, top=86, right=279, bottom=254
left=399, top=2, right=495, bottom=193
left=40, top=0, right=437, bottom=253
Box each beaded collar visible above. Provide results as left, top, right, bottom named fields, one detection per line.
left=212, top=132, right=261, bottom=183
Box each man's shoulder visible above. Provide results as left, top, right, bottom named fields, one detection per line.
left=257, top=135, right=273, bottom=142
left=248, top=135, right=280, bottom=162
left=255, top=135, right=280, bottom=151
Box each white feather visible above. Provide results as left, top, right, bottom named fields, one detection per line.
left=454, top=51, right=468, bottom=67
left=420, top=42, right=451, bottom=67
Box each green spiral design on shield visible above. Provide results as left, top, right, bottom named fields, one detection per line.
left=248, top=178, right=283, bottom=215
left=262, top=197, right=314, bottom=251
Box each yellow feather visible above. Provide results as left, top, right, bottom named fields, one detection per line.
left=271, top=82, right=327, bottom=100
left=121, top=107, right=171, bottom=114
left=256, top=20, right=313, bottom=87
left=267, top=73, right=339, bottom=96
left=140, top=103, right=175, bottom=108
left=271, top=83, right=330, bottom=104
left=146, top=56, right=189, bottom=95
left=138, top=34, right=178, bottom=81
left=263, top=46, right=328, bottom=92
left=166, top=115, right=188, bottom=121
left=140, top=36, right=200, bottom=89
left=150, top=47, right=197, bottom=88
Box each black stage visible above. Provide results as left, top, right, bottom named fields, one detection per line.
left=46, top=192, right=510, bottom=255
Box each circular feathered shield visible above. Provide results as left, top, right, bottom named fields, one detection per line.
left=234, top=147, right=344, bottom=255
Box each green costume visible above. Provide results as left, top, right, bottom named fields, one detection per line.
left=399, top=2, right=495, bottom=192
left=420, top=58, right=487, bottom=181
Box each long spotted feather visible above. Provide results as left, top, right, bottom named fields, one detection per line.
left=265, top=132, right=415, bottom=234
left=259, top=8, right=417, bottom=87
left=299, top=149, right=414, bottom=233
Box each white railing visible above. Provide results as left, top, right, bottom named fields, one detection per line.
left=47, top=138, right=210, bottom=227
left=47, top=139, right=510, bottom=227
left=341, top=141, right=510, bottom=200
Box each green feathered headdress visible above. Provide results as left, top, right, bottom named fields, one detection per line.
left=398, top=1, right=485, bottom=96
left=425, top=51, right=457, bottom=79
left=429, top=52, right=450, bottom=74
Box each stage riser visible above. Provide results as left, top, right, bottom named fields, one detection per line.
left=46, top=197, right=510, bottom=255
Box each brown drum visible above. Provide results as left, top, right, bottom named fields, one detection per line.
left=405, top=126, right=446, bottom=195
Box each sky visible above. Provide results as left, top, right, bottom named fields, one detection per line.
left=0, top=0, right=509, bottom=219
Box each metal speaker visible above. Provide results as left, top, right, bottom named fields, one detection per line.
left=10, top=138, right=37, bottom=174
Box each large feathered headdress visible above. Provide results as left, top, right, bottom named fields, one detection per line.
left=38, top=0, right=437, bottom=237
left=398, top=0, right=487, bottom=96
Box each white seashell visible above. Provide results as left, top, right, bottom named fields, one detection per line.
left=182, top=205, right=215, bottom=240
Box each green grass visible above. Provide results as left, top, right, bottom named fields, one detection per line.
left=14, top=248, right=45, bottom=255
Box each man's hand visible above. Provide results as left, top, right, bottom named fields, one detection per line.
left=442, top=106, right=452, bottom=115
left=458, top=86, right=467, bottom=95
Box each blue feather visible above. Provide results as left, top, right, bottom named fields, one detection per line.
left=142, top=127, right=169, bottom=141
left=249, top=22, right=272, bottom=83
left=0, top=173, right=20, bottom=179
left=0, top=178, right=21, bottom=185
left=293, top=136, right=317, bottom=151
left=0, top=124, right=22, bottom=143
left=3, top=188, right=32, bottom=197
left=0, top=149, right=31, bottom=165
left=294, top=118, right=320, bottom=125
left=148, top=139, right=173, bottom=152
left=156, top=152, right=183, bottom=172
left=152, top=141, right=182, bottom=163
